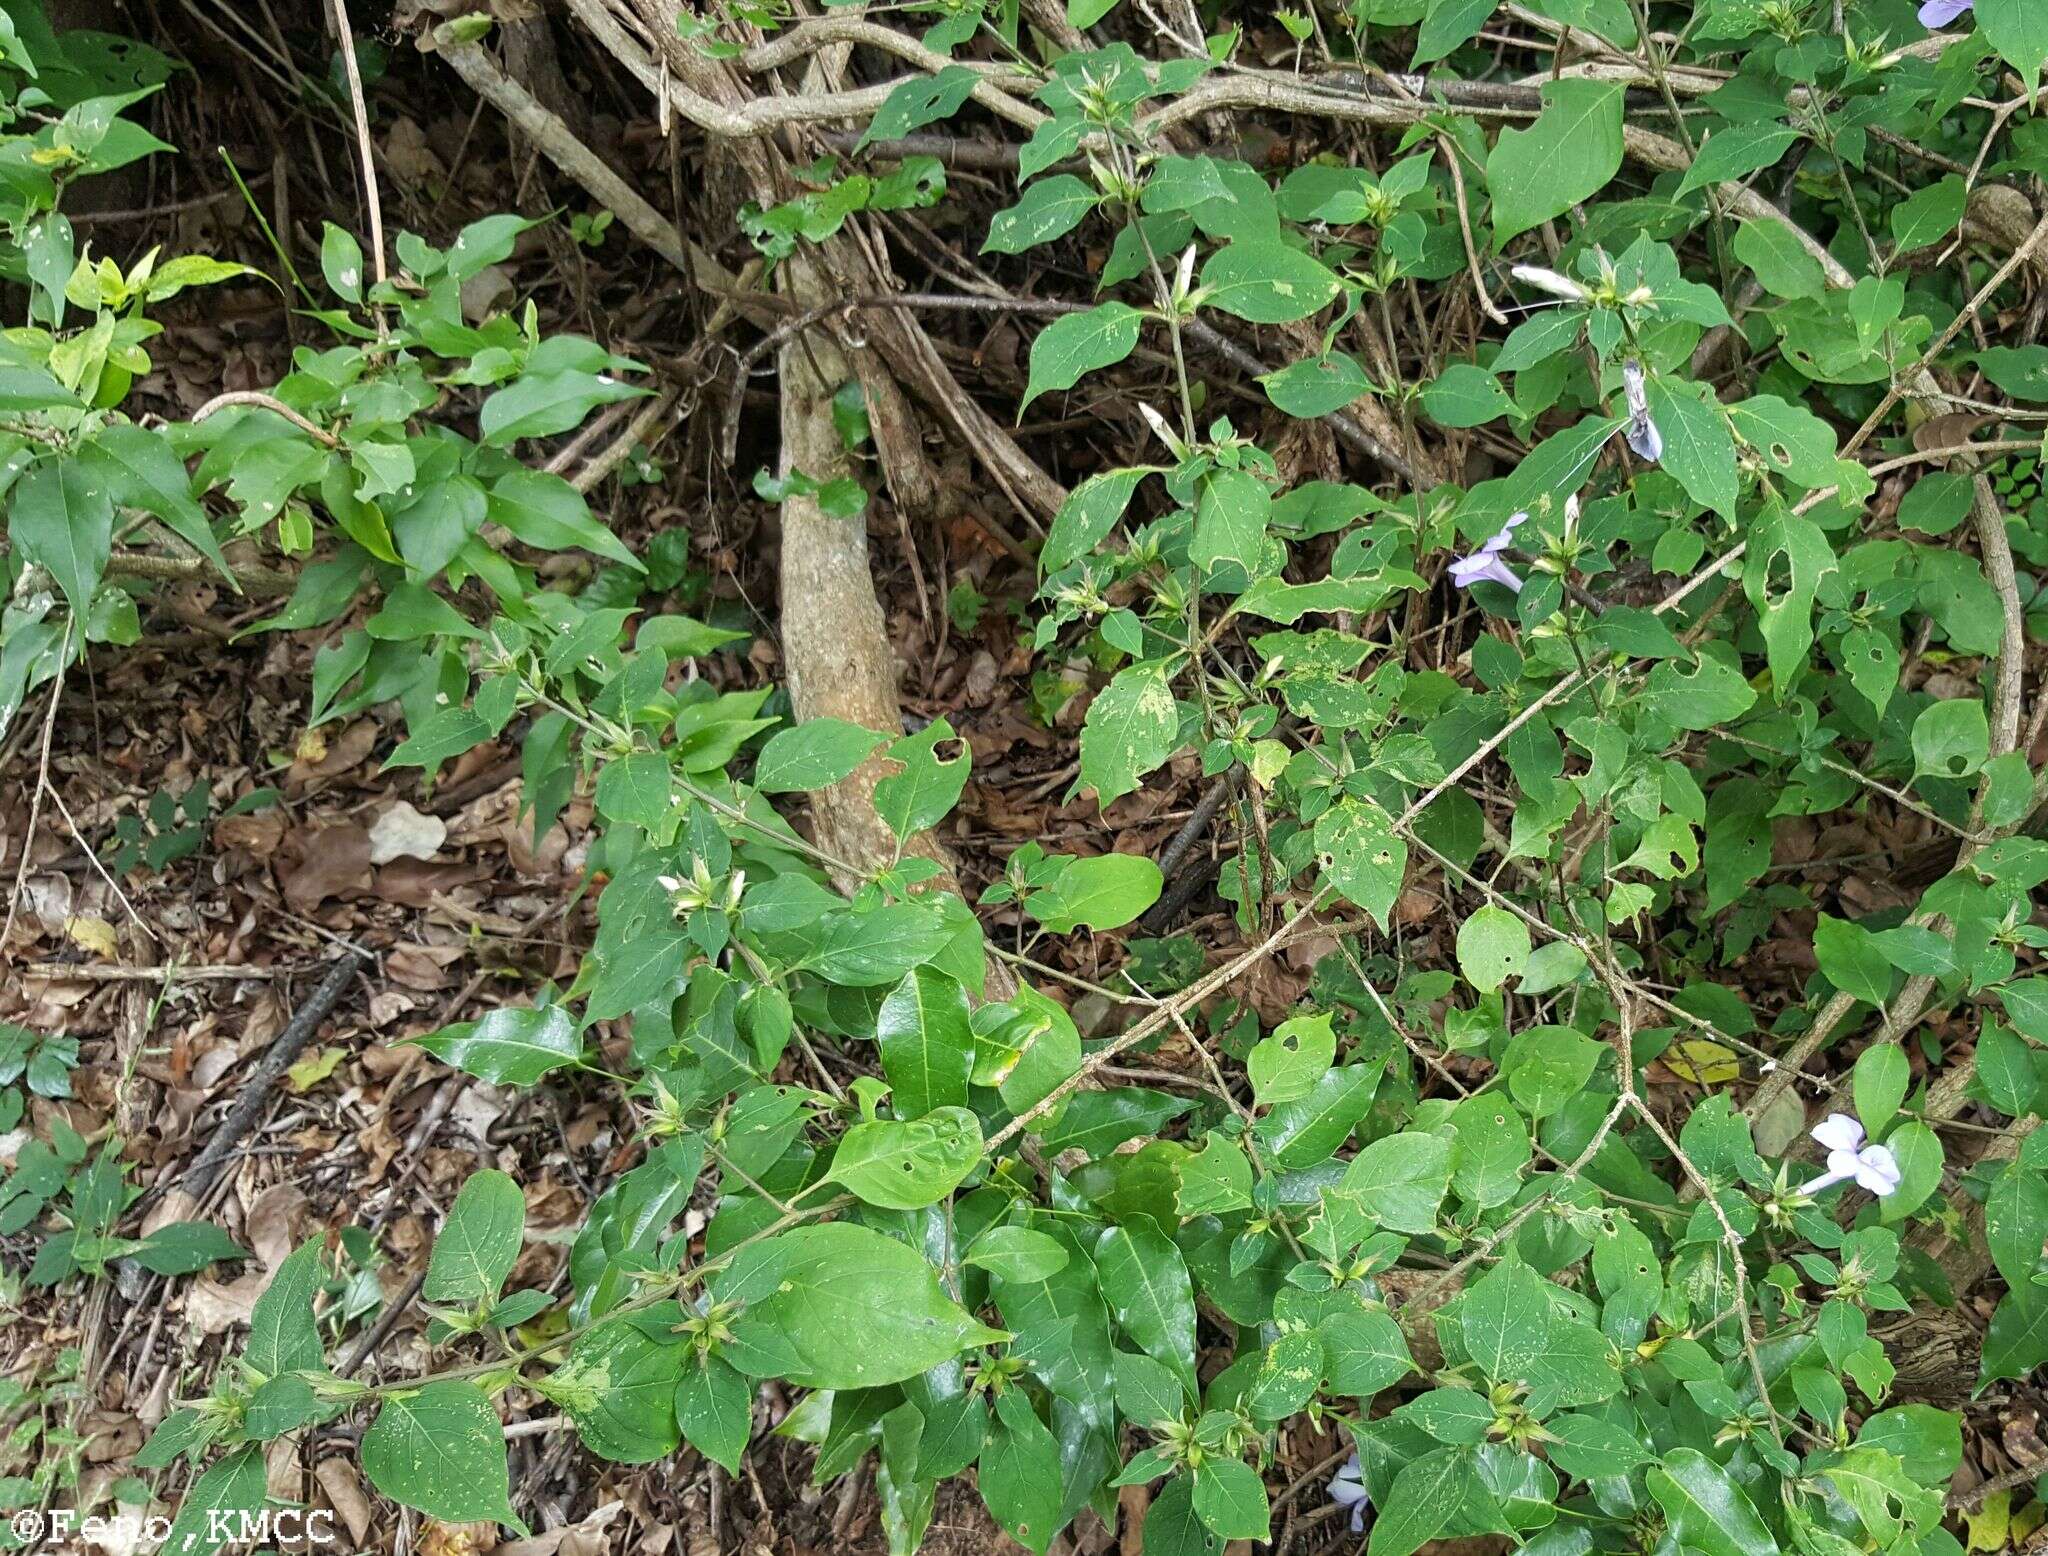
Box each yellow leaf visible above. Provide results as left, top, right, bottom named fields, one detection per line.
left=285, top=1046, right=346, bottom=1093
left=64, top=914, right=119, bottom=959
left=1664, top=1040, right=1739, bottom=1087
left=1966, top=1490, right=2010, bottom=1553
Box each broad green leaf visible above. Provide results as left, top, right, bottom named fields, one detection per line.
left=425, top=1168, right=525, bottom=1306
left=361, top=1381, right=521, bottom=1529
left=964, top=1224, right=1070, bottom=1282
left=479, top=369, right=646, bottom=446
left=980, top=1387, right=1065, bottom=1554
left=985, top=174, right=1100, bottom=254
left=1457, top=906, right=1530, bottom=993
left=1192, top=1457, right=1270, bottom=1540
left=1814, top=915, right=1892, bottom=1007
left=1314, top=798, right=1407, bottom=929
left=1677, top=122, right=1802, bottom=197
left=1646, top=1447, right=1781, bottom=1556
left=827, top=1106, right=984, bottom=1209
left=1339, top=1131, right=1451, bottom=1233
left=752, top=717, right=887, bottom=793
left=1421, top=365, right=1514, bottom=428
left=675, top=1354, right=753, bottom=1474
left=486, top=469, right=641, bottom=568
left=1261, top=352, right=1372, bottom=417
left=1095, top=1221, right=1199, bottom=1390
left=1488, top=80, right=1625, bottom=245
left=1911, top=698, right=1989, bottom=781
left=726, top=1223, right=1005, bottom=1387
left=1043, top=466, right=1151, bottom=572
left=160, top=1446, right=267, bottom=1556
left=1370, top=1447, right=1500, bottom=1556
left=1851, top=1045, right=1910, bottom=1139
left=1646, top=376, right=1738, bottom=517
left=875, top=717, right=971, bottom=839
left=12, top=456, right=112, bottom=619
left=1249, top=1012, right=1336, bottom=1106
left=412, top=1005, right=582, bottom=1086
left=1022, top=302, right=1143, bottom=411
left=859, top=65, right=981, bottom=149
left=1199, top=239, right=1343, bottom=323
left=1978, top=0, right=2048, bottom=86
left=877, top=965, right=975, bottom=1118
left=1079, top=661, right=1180, bottom=805
left=1027, top=853, right=1163, bottom=933
left=247, top=1239, right=326, bottom=1378
left=132, top=1221, right=245, bottom=1276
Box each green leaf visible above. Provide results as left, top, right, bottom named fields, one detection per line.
left=1370, top=1447, right=1498, bottom=1556
left=980, top=1388, right=1066, bottom=1554
left=1986, top=1135, right=2048, bottom=1288
left=827, top=1106, right=984, bottom=1209
left=1911, top=698, right=1989, bottom=781
left=1978, top=0, right=2048, bottom=86
left=385, top=705, right=492, bottom=771
left=877, top=965, right=975, bottom=1118
left=12, top=456, right=112, bottom=619
left=412, top=1004, right=582, bottom=1085
left=859, top=65, right=981, bottom=149
left=1022, top=301, right=1142, bottom=411
left=160, top=1446, right=267, bottom=1556
left=985, top=174, right=1100, bottom=254
left=81, top=424, right=236, bottom=589
left=1026, top=853, right=1163, bottom=933
left=1852, top=1045, right=1910, bottom=1139
left=132, top=1221, right=245, bottom=1276
left=1457, top=906, right=1530, bottom=993
left=1488, top=80, right=1625, bottom=245
left=486, top=469, right=641, bottom=568
left=1646, top=1447, right=1781, bottom=1556
left=1646, top=376, right=1738, bottom=517
left=752, top=717, right=887, bottom=793
left=247, top=1239, right=326, bottom=1378
left=424, top=1168, right=525, bottom=1306
left=1881, top=1119, right=1943, bottom=1221
left=1261, top=352, right=1372, bottom=417
left=1733, top=217, right=1826, bottom=299
left=1249, top=1012, right=1337, bottom=1106
left=675, top=1355, right=753, bottom=1474
left=1095, top=1222, right=1199, bottom=1390
left=1339, top=1131, right=1452, bottom=1233
left=1043, top=467, right=1151, bottom=572
left=726, top=1223, right=1005, bottom=1388
left=1891, top=174, right=1967, bottom=251
left=875, top=717, right=972, bottom=839
left=362, top=1381, right=521, bottom=1529
left=1814, top=915, right=1893, bottom=1007
left=1676, top=122, right=1802, bottom=197
left=1199, top=239, right=1343, bottom=323
left=1414, top=0, right=1498, bottom=62
left=480, top=369, right=647, bottom=446
left=1193, top=1458, right=1270, bottom=1541
left=965, top=1224, right=1070, bottom=1282
left=1079, top=661, right=1180, bottom=805
left=1314, top=798, right=1407, bottom=930
left=1421, top=365, right=1514, bottom=428
left=1973, top=1022, right=2042, bottom=1118
left=320, top=222, right=365, bottom=302
left=1145, top=1475, right=1224, bottom=1556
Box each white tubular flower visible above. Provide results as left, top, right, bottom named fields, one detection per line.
left=1328, top=1454, right=1370, bottom=1533
left=1621, top=358, right=1663, bottom=464
left=1509, top=264, right=1588, bottom=302
left=1798, top=1113, right=1901, bottom=1198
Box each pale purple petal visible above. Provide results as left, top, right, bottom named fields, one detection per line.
left=1329, top=1455, right=1369, bottom=1534
left=1919, top=0, right=1973, bottom=27
left=1621, top=359, right=1662, bottom=464
left=1811, top=1113, right=1865, bottom=1154
left=1449, top=554, right=1524, bottom=593
left=1852, top=1144, right=1902, bottom=1196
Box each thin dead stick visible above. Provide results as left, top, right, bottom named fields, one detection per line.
left=21, top=961, right=296, bottom=982
left=327, top=0, right=388, bottom=333
left=191, top=390, right=340, bottom=448
left=0, top=618, right=70, bottom=951
left=183, top=952, right=363, bottom=1198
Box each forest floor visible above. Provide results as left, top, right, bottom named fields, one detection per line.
left=2, top=3, right=2045, bottom=1555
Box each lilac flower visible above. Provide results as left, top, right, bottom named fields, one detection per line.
left=1449, top=511, right=1527, bottom=594
left=1328, top=1454, right=1370, bottom=1534
left=1798, top=1113, right=1901, bottom=1199
left=1918, top=0, right=1972, bottom=28
left=1621, top=358, right=1663, bottom=464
